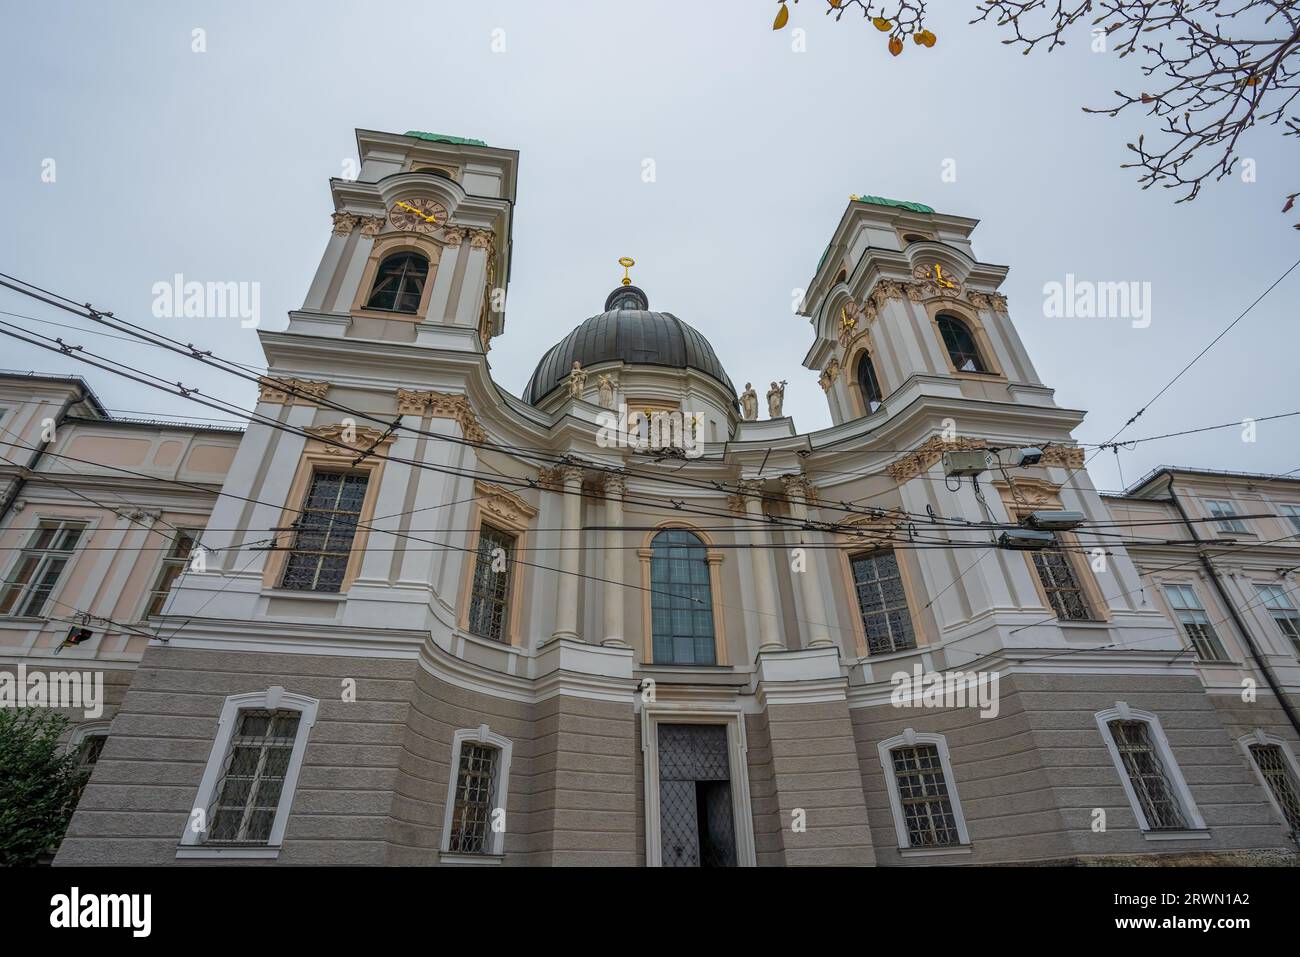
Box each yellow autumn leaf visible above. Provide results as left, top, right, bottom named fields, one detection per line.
left=920, top=29, right=936, bottom=47
left=1244, top=74, right=1260, bottom=87
left=774, top=3, right=789, bottom=29
left=829, top=0, right=842, bottom=7
left=889, top=36, right=903, bottom=56
left=873, top=18, right=892, bottom=32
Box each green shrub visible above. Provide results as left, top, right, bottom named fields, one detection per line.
left=0, top=708, right=90, bottom=866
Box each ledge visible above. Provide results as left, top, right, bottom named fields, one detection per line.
left=1142, top=829, right=1212, bottom=842
left=176, top=844, right=281, bottom=860
left=898, top=844, right=973, bottom=858
left=439, top=852, right=504, bottom=866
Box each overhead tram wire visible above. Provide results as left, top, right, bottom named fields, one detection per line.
left=922, top=253, right=1300, bottom=614
left=0, top=274, right=1078, bottom=531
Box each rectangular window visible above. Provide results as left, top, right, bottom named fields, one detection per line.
left=447, top=743, right=500, bottom=854
left=144, top=528, right=201, bottom=618
left=891, top=744, right=960, bottom=847
left=1108, top=719, right=1187, bottom=830
left=1163, top=584, right=1228, bottom=661
left=1249, top=744, right=1300, bottom=836
left=280, top=472, right=368, bottom=592
left=849, top=550, right=917, bottom=655
left=1206, top=499, right=1248, bottom=534
left=1256, top=584, right=1300, bottom=655
left=0, top=520, right=87, bottom=618
left=205, top=709, right=301, bottom=845
left=467, top=524, right=515, bottom=643
left=1279, top=504, right=1300, bottom=535
left=1030, top=538, right=1097, bottom=621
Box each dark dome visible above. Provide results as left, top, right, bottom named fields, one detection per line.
left=522, top=286, right=736, bottom=405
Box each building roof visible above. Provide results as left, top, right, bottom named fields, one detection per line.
left=402, top=130, right=488, bottom=147
left=1117, top=464, right=1300, bottom=498
left=521, top=286, right=736, bottom=406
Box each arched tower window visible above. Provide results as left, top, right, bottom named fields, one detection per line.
left=856, top=352, right=883, bottom=413
left=936, top=315, right=987, bottom=373
left=650, top=529, right=715, bottom=665
left=364, top=251, right=429, bottom=314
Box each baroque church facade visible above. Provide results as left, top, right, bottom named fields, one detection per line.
left=2, top=128, right=1299, bottom=866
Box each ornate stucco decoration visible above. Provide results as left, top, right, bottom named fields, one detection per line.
left=393, top=389, right=486, bottom=444
left=819, top=357, right=840, bottom=391
left=839, top=512, right=907, bottom=548
left=780, top=473, right=820, bottom=506
left=439, top=226, right=467, bottom=247
left=475, top=480, right=537, bottom=526
left=1039, top=443, right=1085, bottom=468
left=993, top=477, right=1063, bottom=511
left=306, top=422, right=396, bottom=455
left=358, top=215, right=386, bottom=238
left=968, top=291, right=1010, bottom=313
left=469, top=228, right=494, bottom=250
left=331, top=212, right=359, bottom=236
left=886, top=435, right=988, bottom=483
left=258, top=376, right=330, bottom=406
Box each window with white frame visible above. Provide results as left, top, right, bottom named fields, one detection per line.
left=1279, top=504, right=1300, bottom=535
left=179, top=688, right=318, bottom=856
left=1206, top=499, right=1248, bottom=533
left=1239, top=733, right=1300, bottom=839
left=1163, top=583, right=1228, bottom=661
left=441, top=726, right=512, bottom=859
left=1095, top=705, right=1205, bottom=834
left=877, top=730, right=970, bottom=851
left=1030, top=537, right=1098, bottom=621
left=1255, top=584, right=1300, bottom=656
left=0, top=519, right=87, bottom=618
left=143, top=527, right=201, bottom=618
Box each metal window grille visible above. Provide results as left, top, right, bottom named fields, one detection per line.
left=1108, top=719, right=1187, bottom=830
left=1249, top=744, right=1300, bottom=836
left=891, top=744, right=961, bottom=847
left=1163, top=584, right=1228, bottom=661
left=467, top=524, right=515, bottom=643
left=0, top=520, right=86, bottom=618
left=447, top=743, right=500, bottom=854
left=657, top=724, right=736, bottom=867
left=144, top=528, right=200, bottom=618
left=850, top=550, right=917, bottom=655
left=281, top=472, right=368, bottom=592
left=937, top=315, right=987, bottom=373
left=1030, top=539, right=1096, bottom=621
left=1206, top=500, right=1248, bottom=533
left=1256, top=585, right=1300, bottom=656
left=364, top=252, right=428, bottom=313
left=77, top=734, right=107, bottom=767
left=205, top=709, right=301, bottom=845
left=650, top=529, right=716, bottom=665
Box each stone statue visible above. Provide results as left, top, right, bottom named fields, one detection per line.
left=566, top=360, right=587, bottom=399
left=597, top=374, right=615, bottom=409
left=767, top=380, right=786, bottom=418
left=740, top=382, right=758, bottom=421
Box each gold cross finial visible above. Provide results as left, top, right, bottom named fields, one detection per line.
left=618, top=256, right=635, bottom=286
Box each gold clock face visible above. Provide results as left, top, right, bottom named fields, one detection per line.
left=389, top=198, right=448, bottom=234
left=915, top=262, right=960, bottom=292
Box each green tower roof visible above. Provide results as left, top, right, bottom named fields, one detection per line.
left=402, top=131, right=488, bottom=147
left=851, top=195, right=935, bottom=214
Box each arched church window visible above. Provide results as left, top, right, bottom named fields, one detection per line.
left=650, top=529, right=715, bottom=665
left=365, top=252, right=428, bottom=314
left=936, top=315, right=987, bottom=373
left=856, top=352, right=883, bottom=413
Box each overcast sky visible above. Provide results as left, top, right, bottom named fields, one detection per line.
left=2, top=0, right=1295, bottom=494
